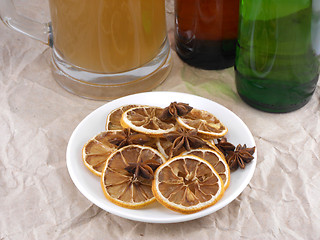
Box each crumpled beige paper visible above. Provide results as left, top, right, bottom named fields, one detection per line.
left=0, top=0, right=319, bottom=239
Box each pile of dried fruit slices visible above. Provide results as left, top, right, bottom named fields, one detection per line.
left=82, top=102, right=255, bottom=214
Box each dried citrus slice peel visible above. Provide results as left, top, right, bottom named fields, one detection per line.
left=177, top=108, right=228, bottom=138
left=82, top=131, right=120, bottom=176
left=152, top=155, right=225, bottom=214
left=106, top=104, right=139, bottom=130
left=121, top=106, right=177, bottom=136
left=183, top=148, right=230, bottom=189
left=101, top=145, right=166, bottom=209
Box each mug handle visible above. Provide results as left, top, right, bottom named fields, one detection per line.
left=0, top=0, right=52, bottom=46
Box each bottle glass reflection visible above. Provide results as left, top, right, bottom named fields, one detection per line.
left=175, top=0, right=239, bottom=70
left=235, top=0, right=320, bottom=112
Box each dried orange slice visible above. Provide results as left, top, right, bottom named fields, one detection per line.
left=106, top=104, right=139, bottom=130
left=82, top=131, right=120, bottom=176
left=177, top=109, right=228, bottom=138
left=152, top=155, right=224, bottom=214
left=121, top=106, right=177, bottom=136
left=183, top=149, right=230, bottom=189
left=101, top=145, right=166, bottom=209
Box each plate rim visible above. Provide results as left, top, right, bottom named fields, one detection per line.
left=66, top=91, right=257, bottom=223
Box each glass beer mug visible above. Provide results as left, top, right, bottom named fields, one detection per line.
left=0, top=0, right=172, bottom=100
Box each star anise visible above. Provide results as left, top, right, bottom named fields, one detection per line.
left=125, top=159, right=161, bottom=180
left=226, top=144, right=255, bottom=171
left=159, top=102, right=193, bottom=121
left=216, top=137, right=235, bottom=156
left=164, top=127, right=207, bottom=158
left=107, top=128, right=151, bottom=148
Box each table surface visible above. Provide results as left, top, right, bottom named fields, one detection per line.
left=1, top=1, right=320, bottom=239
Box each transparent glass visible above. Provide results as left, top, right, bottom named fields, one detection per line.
left=235, top=0, right=320, bottom=112
left=174, top=0, right=239, bottom=70
left=0, top=0, right=172, bottom=100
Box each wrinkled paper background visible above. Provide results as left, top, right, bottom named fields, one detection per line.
left=1, top=0, right=320, bottom=239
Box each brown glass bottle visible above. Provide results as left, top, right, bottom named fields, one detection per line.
left=175, top=0, right=239, bottom=70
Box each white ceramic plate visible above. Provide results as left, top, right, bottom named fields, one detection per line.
left=66, top=91, right=257, bottom=223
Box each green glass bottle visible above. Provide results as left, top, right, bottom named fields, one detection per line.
left=235, top=0, right=320, bottom=113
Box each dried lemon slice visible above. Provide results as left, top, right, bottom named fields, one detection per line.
left=152, top=155, right=224, bottom=214
left=155, top=138, right=178, bottom=159
left=183, top=149, right=230, bottom=189
left=106, top=104, right=139, bottom=130
left=156, top=136, right=220, bottom=160
left=207, top=139, right=225, bottom=157
left=177, top=109, right=228, bottom=138
left=101, top=145, right=166, bottom=209
left=82, top=131, right=120, bottom=176
left=121, top=106, right=177, bottom=136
